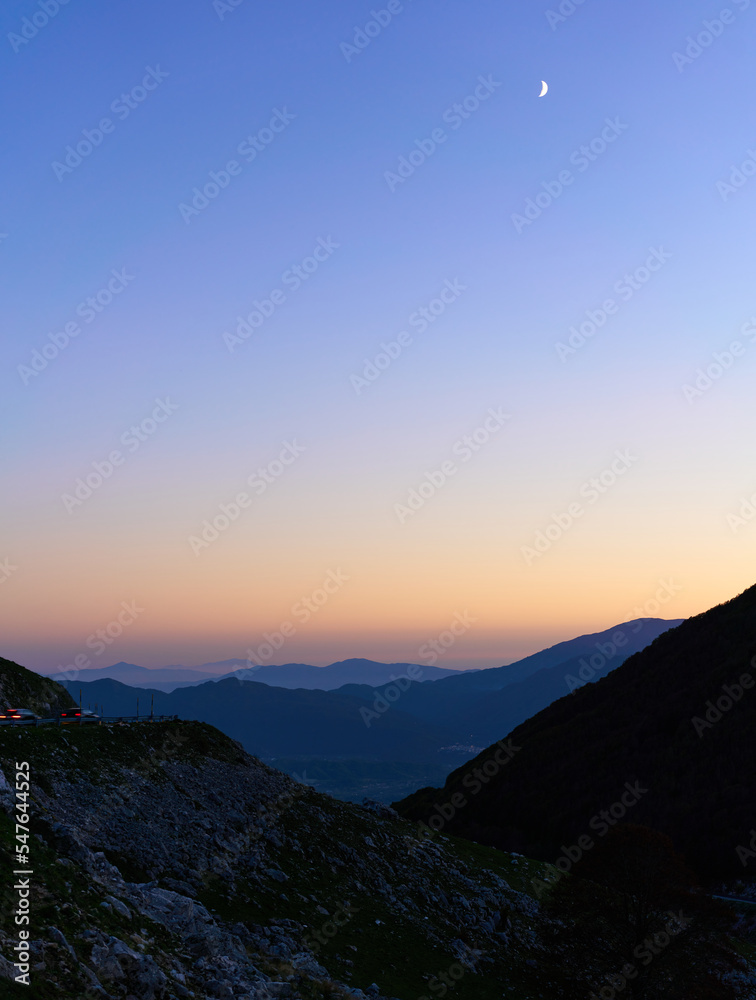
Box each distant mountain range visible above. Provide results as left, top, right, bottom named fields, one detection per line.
left=4, top=638, right=751, bottom=997
left=42, top=657, right=465, bottom=693
left=55, top=618, right=682, bottom=801
left=337, top=618, right=684, bottom=740
left=58, top=675, right=464, bottom=765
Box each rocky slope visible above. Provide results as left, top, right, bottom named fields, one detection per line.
left=0, top=719, right=559, bottom=1000
left=0, top=655, right=74, bottom=716
left=1, top=677, right=754, bottom=998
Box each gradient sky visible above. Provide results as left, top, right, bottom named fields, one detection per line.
left=2, top=0, right=755, bottom=673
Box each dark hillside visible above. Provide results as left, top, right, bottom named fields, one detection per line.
left=0, top=657, right=74, bottom=715
left=396, top=584, right=756, bottom=879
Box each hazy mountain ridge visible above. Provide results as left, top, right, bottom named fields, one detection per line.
left=395, top=586, right=756, bottom=878
left=58, top=676, right=465, bottom=765
left=395, top=617, right=684, bottom=702
left=55, top=620, right=682, bottom=803
left=39, top=623, right=680, bottom=696
left=43, top=658, right=464, bottom=694
left=310, top=619, right=682, bottom=739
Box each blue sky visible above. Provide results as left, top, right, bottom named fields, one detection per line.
left=3, top=0, right=756, bottom=671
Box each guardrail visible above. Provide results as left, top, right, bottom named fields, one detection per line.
left=0, top=715, right=179, bottom=728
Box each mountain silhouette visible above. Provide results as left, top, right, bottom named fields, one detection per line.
left=395, top=585, right=756, bottom=878
left=46, top=657, right=462, bottom=693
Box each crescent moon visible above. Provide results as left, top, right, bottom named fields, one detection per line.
left=539, top=80, right=548, bottom=97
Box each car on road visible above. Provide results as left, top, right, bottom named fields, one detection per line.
left=58, top=708, right=100, bottom=725
left=0, top=708, right=39, bottom=725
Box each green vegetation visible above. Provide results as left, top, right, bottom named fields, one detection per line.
left=0, top=706, right=752, bottom=998
left=0, top=719, right=247, bottom=785
left=0, top=794, right=177, bottom=999
left=196, top=784, right=562, bottom=999
left=0, top=657, right=74, bottom=716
